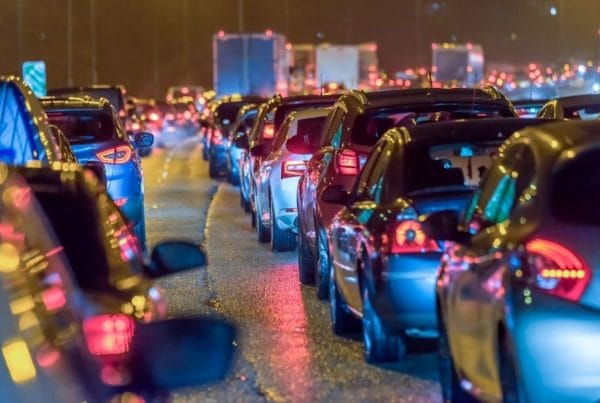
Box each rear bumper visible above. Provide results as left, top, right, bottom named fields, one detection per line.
left=511, top=288, right=600, bottom=403
left=272, top=177, right=301, bottom=233
left=373, top=253, right=441, bottom=334
left=106, top=165, right=144, bottom=225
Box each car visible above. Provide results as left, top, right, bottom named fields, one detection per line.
left=245, top=94, right=342, bottom=239
left=48, top=85, right=129, bottom=122
left=512, top=99, right=548, bottom=118
left=424, top=120, right=600, bottom=403
left=537, top=94, right=600, bottom=119
left=166, top=85, right=206, bottom=111
left=0, top=165, right=236, bottom=402
left=229, top=103, right=259, bottom=187
left=0, top=75, right=63, bottom=165
left=324, top=118, right=549, bottom=364
left=41, top=97, right=153, bottom=248
left=207, top=97, right=264, bottom=179
left=254, top=107, right=330, bottom=251
left=297, top=87, right=517, bottom=299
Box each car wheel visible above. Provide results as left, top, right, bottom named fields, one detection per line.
left=499, top=332, right=522, bottom=403
left=329, top=264, right=361, bottom=336
left=315, top=227, right=330, bottom=299
left=298, top=218, right=315, bottom=285
left=256, top=205, right=270, bottom=243
left=362, top=287, right=406, bottom=364
left=438, top=314, right=476, bottom=402
left=270, top=201, right=296, bottom=252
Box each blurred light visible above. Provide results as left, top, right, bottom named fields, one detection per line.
left=265, top=29, right=273, bottom=38
left=550, top=6, right=557, bottom=16
left=2, top=339, right=36, bottom=384
left=10, top=296, right=35, bottom=315
left=217, top=30, right=225, bottom=38
left=83, top=315, right=135, bottom=356
left=114, top=198, right=128, bottom=207
left=41, top=286, right=66, bottom=312
left=578, top=65, right=587, bottom=74
left=0, top=242, right=20, bottom=273
left=593, top=83, right=600, bottom=93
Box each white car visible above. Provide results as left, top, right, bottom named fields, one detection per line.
left=254, top=108, right=330, bottom=251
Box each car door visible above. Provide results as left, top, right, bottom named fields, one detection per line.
left=447, top=145, right=534, bottom=389
left=335, top=139, right=394, bottom=311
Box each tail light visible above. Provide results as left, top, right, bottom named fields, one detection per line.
left=83, top=314, right=135, bottom=356
left=525, top=239, right=591, bottom=302
left=282, top=160, right=306, bottom=178
left=183, top=110, right=192, bottom=120
left=262, top=124, right=275, bottom=140
left=390, top=221, right=440, bottom=254
left=165, top=112, right=175, bottom=121
left=114, top=198, right=128, bottom=207
left=130, top=122, right=140, bottom=131
left=96, top=146, right=133, bottom=164
left=148, top=112, right=160, bottom=122
left=211, top=128, right=223, bottom=145
left=335, top=149, right=359, bottom=176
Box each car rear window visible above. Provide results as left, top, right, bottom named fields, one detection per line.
left=563, top=104, right=600, bottom=120
left=401, top=140, right=502, bottom=197
left=351, top=104, right=512, bottom=147
left=47, top=111, right=115, bottom=144
left=551, top=149, right=600, bottom=225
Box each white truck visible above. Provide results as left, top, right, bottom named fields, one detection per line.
left=431, top=43, right=484, bottom=86
left=315, top=44, right=360, bottom=90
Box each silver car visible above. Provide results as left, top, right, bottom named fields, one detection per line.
left=254, top=108, right=330, bottom=251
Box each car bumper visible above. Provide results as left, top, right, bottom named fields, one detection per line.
left=106, top=169, right=144, bottom=225
left=373, top=253, right=441, bottom=334
left=511, top=288, right=600, bottom=403
left=272, top=177, right=301, bottom=233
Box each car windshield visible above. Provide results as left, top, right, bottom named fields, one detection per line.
left=351, top=104, right=512, bottom=146
left=404, top=140, right=502, bottom=196
left=47, top=110, right=115, bottom=144
left=552, top=148, right=600, bottom=225
left=563, top=104, right=600, bottom=120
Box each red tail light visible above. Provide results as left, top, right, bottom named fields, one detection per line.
left=391, top=221, right=440, bottom=254
left=282, top=160, right=307, bottom=178
left=335, top=149, right=359, bottom=176
left=83, top=314, right=135, bottom=356
left=525, top=239, right=591, bottom=302
left=148, top=112, right=160, bottom=122
left=130, top=122, right=140, bottom=131
left=211, top=128, right=223, bottom=145
left=262, top=124, right=275, bottom=140
left=165, top=113, right=175, bottom=121
left=96, top=145, right=133, bottom=164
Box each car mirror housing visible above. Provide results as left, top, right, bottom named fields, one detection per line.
left=421, top=210, right=470, bottom=243
left=145, top=241, right=206, bottom=278
left=128, top=317, right=235, bottom=392
left=286, top=134, right=316, bottom=155
left=134, top=132, right=154, bottom=148
left=321, top=184, right=350, bottom=205
left=249, top=144, right=266, bottom=157
left=233, top=133, right=249, bottom=149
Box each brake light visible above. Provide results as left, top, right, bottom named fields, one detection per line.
left=131, top=122, right=140, bottom=131
left=96, top=146, right=133, bottom=164
left=165, top=113, right=175, bottom=121
left=282, top=160, right=306, bottom=178
left=525, top=239, right=591, bottom=302
left=335, top=149, right=359, bottom=176
left=83, top=315, right=135, bottom=356
left=148, top=112, right=160, bottom=122
left=262, top=124, right=275, bottom=140
left=391, top=221, right=440, bottom=254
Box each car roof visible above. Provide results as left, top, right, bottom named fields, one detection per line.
left=511, top=120, right=600, bottom=153
left=395, top=118, right=551, bottom=146
left=553, top=94, right=600, bottom=108
left=40, top=96, right=113, bottom=112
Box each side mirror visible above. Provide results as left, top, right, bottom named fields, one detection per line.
left=133, top=132, right=154, bottom=148
left=145, top=241, right=206, bottom=278
left=129, top=318, right=235, bottom=392
left=233, top=133, right=249, bottom=149
left=321, top=184, right=350, bottom=205
left=421, top=210, right=470, bottom=243
left=84, top=161, right=107, bottom=186
left=250, top=144, right=266, bottom=157
left=286, top=134, right=316, bottom=155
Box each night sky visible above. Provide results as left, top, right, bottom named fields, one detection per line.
left=1, top=0, right=599, bottom=97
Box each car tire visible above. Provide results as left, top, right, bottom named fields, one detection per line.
left=270, top=202, right=296, bottom=252
left=256, top=206, right=270, bottom=243
left=315, top=227, right=330, bottom=300
left=362, top=287, right=406, bottom=364
left=499, top=331, right=522, bottom=403
left=329, top=264, right=361, bottom=336
left=298, top=218, right=316, bottom=285
left=438, top=314, right=477, bottom=403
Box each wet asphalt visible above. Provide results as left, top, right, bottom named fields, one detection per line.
left=142, top=135, right=442, bottom=402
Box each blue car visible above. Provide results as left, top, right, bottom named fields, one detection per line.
left=42, top=97, right=153, bottom=247
left=425, top=120, right=600, bottom=402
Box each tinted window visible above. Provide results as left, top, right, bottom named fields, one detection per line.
left=47, top=111, right=115, bottom=144
left=552, top=149, right=600, bottom=225
left=563, top=104, right=600, bottom=120
left=351, top=104, right=511, bottom=146
left=216, top=102, right=245, bottom=125
left=403, top=140, right=502, bottom=197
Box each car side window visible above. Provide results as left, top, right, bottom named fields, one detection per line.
left=319, top=107, right=345, bottom=149
left=466, top=145, right=535, bottom=231
left=539, top=104, right=555, bottom=119
left=353, top=140, right=392, bottom=203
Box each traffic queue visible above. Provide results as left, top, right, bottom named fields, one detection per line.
left=219, top=86, right=600, bottom=402
left=0, top=76, right=232, bottom=401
